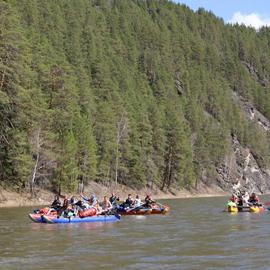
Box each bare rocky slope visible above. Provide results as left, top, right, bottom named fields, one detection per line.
left=217, top=89, right=270, bottom=194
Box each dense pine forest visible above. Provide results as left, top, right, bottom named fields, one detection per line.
left=1, top=0, right=270, bottom=194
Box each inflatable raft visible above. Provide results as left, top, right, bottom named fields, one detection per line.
left=28, top=213, right=120, bottom=223
left=29, top=213, right=47, bottom=223
left=227, top=201, right=264, bottom=213
left=117, top=208, right=152, bottom=215
left=249, top=206, right=264, bottom=213
left=151, top=205, right=170, bottom=214
left=227, top=205, right=238, bottom=213
left=117, top=204, right=170, bottom=215
left=43, top=214, right=120, bottom=223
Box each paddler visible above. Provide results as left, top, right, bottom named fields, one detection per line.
left=248, top=192, right=260, bottom=205
left=57, top=195, right=70, bottom=217
left=109, top=193, right=118, bottom=205
left=123, top=194, right=134, bottom=208
left=70, top=196, right=78, bottom=205
left=62, top=195, right=69, bottom=209
left=242, top=191, right=250, bottom=204
left=80, top=193, right=98, bottom=209
left=51, top=195, right=61, bottom=210
left=144, top=194, right=155, bottom=207
left=133, top=194, right=142, bottom=208
left=101, top=196, right=113, bottom=212
left=229, top=194, right=238, bottom=203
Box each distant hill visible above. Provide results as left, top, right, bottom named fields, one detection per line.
left=1, top=0, right=270, bottom=194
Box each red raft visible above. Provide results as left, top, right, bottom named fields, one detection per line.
left=120, top=208, right=152, bottom=216
left=118, top=204, right=170, bottom=216
left=151, top=205, right=170, bottom=214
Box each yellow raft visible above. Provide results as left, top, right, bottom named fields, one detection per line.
left=228, top=205, right=238, bottom=213
left=227, top=201, right=264, bottom=213
left=249, top=206, right=264, bottom=213
left=227, top=201, right=238, bottom=213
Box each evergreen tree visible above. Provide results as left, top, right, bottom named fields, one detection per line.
left=2, top=0, right=270, bottom=193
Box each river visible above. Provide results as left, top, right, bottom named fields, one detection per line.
left=1, top=196, right=270, bottom=270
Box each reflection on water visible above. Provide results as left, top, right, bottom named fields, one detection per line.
left=31, top=221, right=114, bottom=232
left=1, top=196, right=270, bottom=270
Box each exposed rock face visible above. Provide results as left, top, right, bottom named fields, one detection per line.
left=215, top=90, right=270, bottom=194
left=232, top=91, right=270, bottom=132
left=217, top=135, right=270, bottom=194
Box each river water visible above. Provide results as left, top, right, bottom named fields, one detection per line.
left=1, top=196, right=270, bottom=270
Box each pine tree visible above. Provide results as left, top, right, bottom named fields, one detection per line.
left=2, top=0, right=270, bottom=193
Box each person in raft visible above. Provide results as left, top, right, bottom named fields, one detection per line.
left=122, top=194, right=134, bottom=208
left=144, top=194, right=155, bottom=208
left=229, top=194, right=238, bottom=203
left=133, top=195, right=142, bottom=208
left=69, top=196, right=78, bottom=206
left=109, top=193, right=119, bottom=205
left=62, top=195, right=69, bottom=209
left=57, top=195, right=70, bottom=217
left=80, top=193, right=98, bottom=209
left=100, top=196, right=113, bottom=213
left=69, top=196, right=86, bottom=215
left=242, top=191, right=250, bottom=204
left=51, top=195, right=61, bottom=211
left=248, top=192, right=260, bottom=205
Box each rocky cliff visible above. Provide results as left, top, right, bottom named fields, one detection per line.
left=217, top=89, right=270, bottom=194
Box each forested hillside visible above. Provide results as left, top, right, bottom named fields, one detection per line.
left=1, top=0, right=270, bottom=194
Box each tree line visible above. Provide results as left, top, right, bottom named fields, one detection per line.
left=1, top=0, right=270, bottom=194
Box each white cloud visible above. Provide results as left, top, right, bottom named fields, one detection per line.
left=228, top=12, right=270, bottom=29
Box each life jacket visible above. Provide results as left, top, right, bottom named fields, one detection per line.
left=230, top=196, right=238, bottom=203
left=109, top=196, right=117, bottom=203
left=249, top=195, right=259, bottom=203
left=145, top=196, right=154, bottom=204
left=63, top=198, right=69, bottom=208
left=125, top=198, right=133, bottom=206
left=134, top=199, right=141, bottom=207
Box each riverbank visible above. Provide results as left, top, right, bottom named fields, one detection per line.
left=0, top=182, right=228, bottom=208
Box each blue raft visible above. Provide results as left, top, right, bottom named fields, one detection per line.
left=42, top=214, right=120, bottom=224
left=28, top=213, right=47, bottom=223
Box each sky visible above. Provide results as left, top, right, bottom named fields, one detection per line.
left=173, top=0, right=270, bottom=29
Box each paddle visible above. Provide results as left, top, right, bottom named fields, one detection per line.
left=126, top=206, right=138, bottom=213
left=126, top=206, right=151, bottom=213
left=155, top=201, right=165, bottom=210
left=103, top=208, right=116, bottom=215
left=102, top=210, right=121, bottom=219
left=97, top=208, right=121, bottom=220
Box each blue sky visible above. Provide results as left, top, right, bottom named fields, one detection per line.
left=172, top=0, right=270, bottom=29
